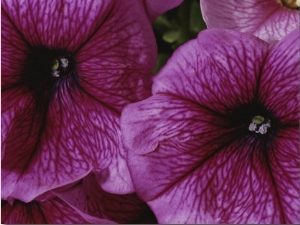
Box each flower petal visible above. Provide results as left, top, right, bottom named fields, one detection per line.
left=75, top=0, right=158, bottom=111
left=54, top=173, right=157, bottom=223
left=1, top=0, right=114, bottom=50
left=267, top=127, right=299, bottom=223
left=153, top=28, right=269, bottom=114
left=2, top=0, right=157, bottom=111
left=122, top=94, right=220, bottom=201
left=142, top=0, right=183, bottom=21
left=200, top=0, right=299, bottom=42
left=123, top=94, right=291, bottom=223
left=2, top=83, right=133, bottom=202
left=259, top=29, right=300, bottom=125
left=1, top=197, right=114, bottom=224
left=1, top=8, right=28, bottom=87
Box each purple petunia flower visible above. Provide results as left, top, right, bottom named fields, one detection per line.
left=2, top=197, right=114, bottom=224
left=121, top=29, right=299, bottom=223
left=200, top=0, right=299, bottom=42
left=1, top=0, right=181, bottom=202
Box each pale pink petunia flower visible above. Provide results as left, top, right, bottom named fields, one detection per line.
left=200, top=0, right=299, bottom=42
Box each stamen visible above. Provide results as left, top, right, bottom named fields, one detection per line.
left=249, top=115, right=271, bottom=135
left=50, top=57, right=69, bottom=78
left=51, top=70, right=60, bottom=77
left=60, top=58, right=69, bottom=69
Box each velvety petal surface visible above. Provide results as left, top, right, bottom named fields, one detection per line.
left=122, top=29, right=299, bottom=223
left=258, top=29, right=300, bottom=222
left=259, top=29, right=300, bottom=124
left=2, top=85, right=133, bottom=201
left=1, top=197, right=114, bottom=224
left=200, top=0, right=299, bottom=42
left=153, top=29, right=268, bottom=112
left=1, top=0, right=113, bottom=51
left=76, top=0, right=158, bottom=111
left=54, top=173, right=157, bottom=224
left=2, top=0, right=157, bottom=201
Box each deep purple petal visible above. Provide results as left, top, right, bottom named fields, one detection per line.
left=1, top=0, right=114, bottom=50
left=54, top=173, right=157, bottom=224
left=142, top=0, right=183, bottom=21
left=2, top=85, right=134, bottom=201
left=1, top=7, right=28, bottom=87
left=76, top=0, right=158, bottom=111
left=1, top=197, right=115, bottom=224
left=260, top=29, right=300, bottom=124
left=200, top=0, right=299, bottom=42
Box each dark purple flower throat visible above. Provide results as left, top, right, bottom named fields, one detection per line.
left=228, top=101, right=278, bottom=145
left=21, top=47, right=77, bottom=106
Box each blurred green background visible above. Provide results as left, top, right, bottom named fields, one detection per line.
left=152, top=0, right=207, bottom=74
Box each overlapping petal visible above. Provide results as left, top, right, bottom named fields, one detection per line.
left=1, top=197, right=114, bottom=224
left=54, top=173, right=157, bottom=223
left=121, top=29, right=299, bottom=223
left=200, top=0, right=299, bottom=42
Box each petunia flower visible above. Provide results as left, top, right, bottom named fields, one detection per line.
left=200, top=0, right=299, bottom=42
left=1, top=197, right=114, bottom=224
left=53, top=173, right=157, bottom=224
left=1, top=0, right=181, bottom=202
left=121, top=29, right=299, bottom=223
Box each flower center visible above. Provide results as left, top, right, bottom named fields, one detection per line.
left=22, top=47, right=77, bottom=105
left=51, top=57, right=69, bottom=78
left=248, top=115, right=271, bottom=135
left=276, top=0, right=300, bottom=9
left=228, top=101, right=278, bottom=140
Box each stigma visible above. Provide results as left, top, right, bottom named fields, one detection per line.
left=248, top=115, right=271, bottom=135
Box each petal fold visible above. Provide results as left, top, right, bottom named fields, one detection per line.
left=54, top=173, right=157, bottom=223
left=1, top=197, right=114, bottom=224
